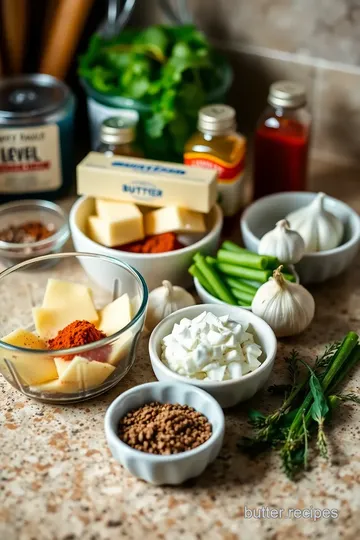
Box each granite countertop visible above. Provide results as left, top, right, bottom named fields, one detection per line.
left=1, top=161, right=360, bottom=540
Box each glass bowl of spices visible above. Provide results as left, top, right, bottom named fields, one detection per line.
left=0, top=252, right=148, bottom=403
left=0, top=199, right=70, bottom=268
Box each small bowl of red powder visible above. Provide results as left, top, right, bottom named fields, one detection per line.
left=0, top=199, right=70, bottom=268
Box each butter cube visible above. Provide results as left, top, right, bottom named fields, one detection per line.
left=95, top=199, right=140, bottom=222
left=42, top=279, right=98, bottom=318
left=88, top=213, right=144, bottom=247
left=0, top=328, right=57, bottom=386
left=30, top=379, right=81, bottom=394
left=98, top=293, right=132, bottom=336
left=54, top=356, right=115, bottom=389
left=144, top=206, right=206, bottom=236
left=33, top=306, right=97, bottom=340
left=108, top=330, right=133, bottom=365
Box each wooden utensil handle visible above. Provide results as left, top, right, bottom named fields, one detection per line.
left=40, top=0, right=95, bottom=80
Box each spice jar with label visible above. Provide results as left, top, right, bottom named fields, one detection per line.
left=253, top=81, right=311, bottom=200
left=184, top=105, right=246, bottom=217
left=0, top=74, right=75, bottom=201
left=97, top=117, right=143, bottom=158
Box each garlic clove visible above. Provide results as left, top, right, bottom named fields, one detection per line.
left=258, top=219, right=305, bottom=265
left=145, top=280, right=196, bottom=332
left=286, top=192, right=344, bottom=253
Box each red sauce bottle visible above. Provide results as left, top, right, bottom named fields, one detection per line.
left=253, top=81, right=311, bottom=199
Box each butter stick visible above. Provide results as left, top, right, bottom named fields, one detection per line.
left=77, top=152, right=217, bottom=214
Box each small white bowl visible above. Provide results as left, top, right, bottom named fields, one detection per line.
left=194, top=277, right=252, bottom=310
left=149, top=304, right=277, bottom=408
left=70, top=196, right=223, bottom=290
left=241, top=191, right=360, bottom=284
left=104, top=381, right=225, bottom=485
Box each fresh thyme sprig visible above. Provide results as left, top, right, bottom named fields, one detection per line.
left=238, top=333, right=360, bottom=480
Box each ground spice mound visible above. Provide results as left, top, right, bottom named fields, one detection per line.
left=118, top=402, right=212, bottom=455
left=0, top=221, right=55, bottom=243
left=48, top=320, right=106, bottom=352
left=120, top=232, right=184, bottom=254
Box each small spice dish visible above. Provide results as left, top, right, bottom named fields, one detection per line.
left=194, top=277, right=252, bottom=310
left=149, top=304, right=277, bottom=408
left=0, top=200, right=70, bottom=267
left=241, top=192, right=360, bottom=283
left=104, top=381, right=225, bottom=485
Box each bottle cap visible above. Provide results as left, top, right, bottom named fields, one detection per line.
left=100, top=117, right=136, bottom=145
left=198, top=104, right=236, bottom=135
left=268, top=81, right=306, bottom=108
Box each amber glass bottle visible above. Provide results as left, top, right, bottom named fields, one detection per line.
left=184, top=105, right=246, bottom=216
left=97, top=117, right=143, bottom=157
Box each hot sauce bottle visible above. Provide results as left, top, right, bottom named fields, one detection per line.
left=184, top=105, right=246, bottom=217
left=253, top=81, right=311, bottom=200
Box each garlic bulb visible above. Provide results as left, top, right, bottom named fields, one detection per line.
left=258, top=219, right=305, bottom=264
left=146, top=280, right=196, bottom=331
left=286, top=192, right=344, bottom=252
left=252, top=267, right=315, bottom=337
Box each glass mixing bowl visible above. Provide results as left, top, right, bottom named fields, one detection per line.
left=0, top=252, right=148, bottom=403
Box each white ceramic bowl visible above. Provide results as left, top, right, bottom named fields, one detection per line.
left=194, top=277, right=251, bottom=310
left=149, top=304, right=277, bottom=408
left=104, top=381, right=225, bottom=485
left=70, top=196, right=223, bottom=290
left=241, top=192, right=360, bottom=284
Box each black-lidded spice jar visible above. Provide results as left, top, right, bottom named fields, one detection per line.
left=0, top=74, right=75, bottom=201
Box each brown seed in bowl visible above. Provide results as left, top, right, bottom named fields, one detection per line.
left=117, top=402, right=212, bottom=455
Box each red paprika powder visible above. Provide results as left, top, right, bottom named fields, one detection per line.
left=48, top=320, right=106, bottom=360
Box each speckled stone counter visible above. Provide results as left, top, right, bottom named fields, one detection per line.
left=1, top=162, right=360, bottom=540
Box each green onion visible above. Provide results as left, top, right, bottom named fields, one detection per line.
left=193, top=253, right=237, bottom=305
left=224, top=277, right=258, bottom=295
left=188, top=264, right=217, bottom=297
left=216, top=261, right=272, bottom=283
left=217, top=248, right=269, bottom=270
left=230, top=287, right=254, bottom=305
left=221, top=242, right=279, bottom=269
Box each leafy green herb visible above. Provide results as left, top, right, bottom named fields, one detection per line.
left=238, top=333, right=360, bottom=480
left=79, top=25, right=230, bottom=160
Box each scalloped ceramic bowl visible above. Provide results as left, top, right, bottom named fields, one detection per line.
left=241, top=192, right=360, bottom=283
left=104, top=381, right=225, bottom=485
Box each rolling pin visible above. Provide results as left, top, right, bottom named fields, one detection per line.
left=1, top=0, right=27, bottom=74
left=39, top=0, right=95, bottom=80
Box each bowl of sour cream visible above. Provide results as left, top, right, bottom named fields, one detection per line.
left=149, top=304, right=277, bottom=408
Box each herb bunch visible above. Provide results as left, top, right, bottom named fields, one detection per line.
left=238, top=332, right=360, bottom=479
left=79, top=25, right=229, bottom=160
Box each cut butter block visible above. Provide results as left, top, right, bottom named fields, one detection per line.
left=88, top=214, right=144, bottom=248
left=42, top=279, right=98, bottom=323
left=30, top=379, right=81, bottom=394
left=54, top=356, right=115, bottom=389
left=76, top=152, right=217, bottom=213
left=108, top=330, right=133, bottom=365
left=0, top=328, right=57, bottom=386
left=144, top=206, right=206, bottom=236
left=95, top=199, right=140, bottom=222
left=33, top=305, right=98, bottom=340
left=98, top=293, right=132, bottom=336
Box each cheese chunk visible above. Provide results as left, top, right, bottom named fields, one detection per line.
left=108, top=330, right=133, bottom=365
left=88, top=214, right=144, bottom=247
left=30, top=379, right=81, bottom=394
left=33, top=306, right=97, bottom=341
left=144, top=206, right=206, bottom=236
left=42, top=279, right=98, bottom=320
left=0, top=328, right=57, bottom=386
left=98, top=293, right=132, bottom=336
left=54, top=356, right=115, bottom=389
left=95, top=199, right=140, bottom=222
